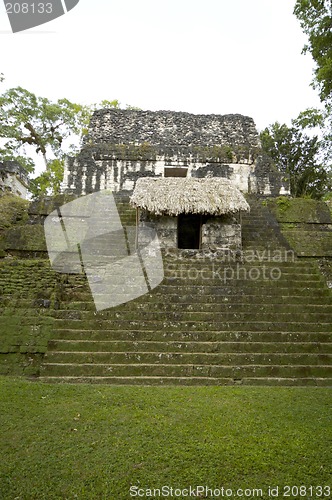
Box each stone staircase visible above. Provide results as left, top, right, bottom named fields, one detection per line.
left=39, top=196, right=332, bottom=386
left=241, top=196, right=293, bottom=255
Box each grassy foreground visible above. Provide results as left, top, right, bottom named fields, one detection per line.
left=0, top=378, right=331, bottom=500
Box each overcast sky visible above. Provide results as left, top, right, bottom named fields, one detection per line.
left=0, top=0, right=321, bottom=133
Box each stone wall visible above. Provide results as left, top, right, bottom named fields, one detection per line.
left=139, top=211, right=242, bottom=251
left=266, top=198, right=332, bottom=257
left=0, top=161, right=29, bottom=199
left=63, top=110, right=289, bottom=196
left=0, top=194, right=79, bottom=376
left=201, top=216, right=241, bottom=251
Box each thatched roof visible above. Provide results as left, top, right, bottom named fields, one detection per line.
left=130, top=177, right=250, bottom=215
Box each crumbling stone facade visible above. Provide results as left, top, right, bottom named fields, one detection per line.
left=63, top=110, right=289, bottom=196
left=0, top=161, right=29, bottom=199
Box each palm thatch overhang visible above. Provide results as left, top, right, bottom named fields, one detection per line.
left=130, top=177, right=250, bottom=216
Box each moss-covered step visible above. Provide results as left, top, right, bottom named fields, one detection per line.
left=43, top=351, right=332, bottom=367
left=47, top=339, right=332, bottom=354
left=40, top=362, right=332, bottom=379
left=50, top=329, right=331, bottom=343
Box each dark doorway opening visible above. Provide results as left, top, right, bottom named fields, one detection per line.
left=164, top=167, right=188, bottom=178
left=177, top=213, right=201, bottom=249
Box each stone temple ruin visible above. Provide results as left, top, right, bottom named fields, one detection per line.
left=64, top=109, right=289, bottom=197
left=0, top=109, right=332, bottom=386
left=0, top=160, right=29, bottom=199
left=63, top=110, right=289, bottom=253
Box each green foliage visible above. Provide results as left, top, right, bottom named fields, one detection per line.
left=85, top=142, right=157, bottom=161
left=260, top=122, right=330, bottom=199
left=0, top=194, right=29, bottom=230
left=4, top=224, right=47, bottom=252
left=29, top=159, right=65, bottom=198
left=293, top=2, right=332, bottom=171
left=276, top=196, right=291, bottom=212
left=293, top=106, right=332, bottom=165
left=294, top=0, right=332, bottom=102
left=0, top=151, right=35, bottom=173
left=98, top=99, right=120, bottom=109
left=269, top=197, right=331, bottom=223
left=0, top=85, right=92, bottom=196
left=0, top=87, right=88, bottom=167
left=193, top=144, right=235, bottom=162
left=0, top=82, right=136, bottom=195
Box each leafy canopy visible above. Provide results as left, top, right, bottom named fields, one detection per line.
left=260, top=121, right=330, bottom=199
left=0, top=86, right=88, bottom=168
left=294, top=0, right=332, bottom=102
left=0, top=76, right=127, bottom=196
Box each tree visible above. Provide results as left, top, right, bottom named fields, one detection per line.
left=0, top=87, right=90, bottom=197
left=0, top=83, right=120, bottom=196
left=28, top=159, right=65, bottom=198
left=293, top=2, right=332, bottom=186
left=0, top=77, right=138, bottom=196
left=0, top=86, right=88, bottom=169
left=294, top=0, right=332, bottom=103
left=260, top=122, right=330, bottom=199
left=292, top=106, right=332, bottom=165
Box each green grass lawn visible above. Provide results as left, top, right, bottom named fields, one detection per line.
left=0, top=378, right=331, bottom=500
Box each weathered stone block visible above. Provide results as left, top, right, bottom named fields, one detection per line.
left=62, top=109, right=289, bottom=197
left=3, top=224, right=47, bottom=252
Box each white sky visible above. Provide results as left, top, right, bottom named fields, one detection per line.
left=0, top=0, right=321, bottom=134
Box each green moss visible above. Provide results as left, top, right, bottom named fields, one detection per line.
left=324, top=198, right=332, bottom=217
left=281, top=230, right=332, bottom=257
left=0, top=311, right=54, bottom=376
left=29, top=194, right=77, bottom=216
left=268, top=197, right=332, bottom=223
left=193, top=145, right=235, bottom=162
left=86, top=142, right=158, bottom=161
left=276, top=196, right=291, bottom=212
left=0, top=194, right=29, bottom=230
left=0, top=259, right=58, bottom=298
left=3, top=224, right=47, bottom=251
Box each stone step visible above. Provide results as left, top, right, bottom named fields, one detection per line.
left=51, top=330, right=332, bottom=342
left=57, top=298, right=332, bottom=312
left=44, top=351, right=332, bottom=366
left=162, top=257, right=311, bottom=264
left=162, top=274, right=323, bottom=284
left=49, top=309, right=332, bottom=323
left=242, top=216, right=274, bottom=221
left=242, top=239, right=290, bottom=248
left=37, top=196, right=332, bottom=386
left=52, top=317, right=332, bottom=332
left=242, top=246, right=293, bottom=252
left=59, top=267, right=323, bottom=283
left=40, top=362, right=332, bottom=378
left=162, top=265, right=321, bottom=275
left=57, top=302, right=332, bottom=314
left=58, top=290, right=332, bottom=306
left=57, top=264, right=325, bottom=279
left=37, top=376, right=332, bottom=386
left=55, top=259, right=322, bottom=274
left=152, top=283, right=329, bottom=293
left=3, top=296, right=332, bottom=310
left=241, top=230, right=285, bottom=237
left=55, top=269, right=321, bottom=283
left=242, top=223, right=279, bottom=227
left=48, top=339, right=332, bottom=354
